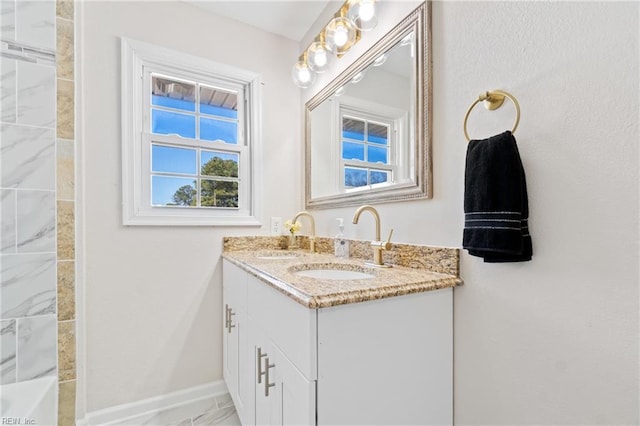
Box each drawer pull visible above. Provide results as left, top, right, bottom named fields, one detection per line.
left=224, top=304, right=230, bottom=331
left=264, top=357, right=275, bottom=397
left=225, top=305, right=236, bottom=333
left=228, top=308, right=235, bottom=333
left=257, top=347, right=267, bottom=384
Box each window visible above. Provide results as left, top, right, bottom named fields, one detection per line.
left=338, top=103, right=405, bottom=192
left=121, top=38, right=262, bottom=226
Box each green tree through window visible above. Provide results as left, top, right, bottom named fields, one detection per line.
left=170, top=156, right=239, bottom=208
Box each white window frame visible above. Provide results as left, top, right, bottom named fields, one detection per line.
left=334, top=96, right=408, bottom=193
left=121, top=37, right=262, bottom=226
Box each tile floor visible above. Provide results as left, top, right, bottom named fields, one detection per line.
left=110, top=392, right=241, bottom=426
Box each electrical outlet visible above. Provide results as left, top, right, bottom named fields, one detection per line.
left=270, top=217, right=283, bottom=236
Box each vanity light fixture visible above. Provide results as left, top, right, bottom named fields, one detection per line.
left=351, top=72, right=365, bottom=83
left=291, top=0, right=378, bottom=88
left=324, top=16, right=357, bottom=53
left=307, top=34, right=334, bottom=73
left=372, top=54, right=387, bottom=67
left=347, top=0, right=378, bottom=31
left=292, top=52, right=317, bottom=88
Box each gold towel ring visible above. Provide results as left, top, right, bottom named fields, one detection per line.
left=463, top=90, right=521, bottom=142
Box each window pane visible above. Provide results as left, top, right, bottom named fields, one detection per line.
left=369, top=123, right=389, bottom=145
left=342, top=142, right=365, bottom=160
left=201, top=179, right=239, bottom=208
left=152, top=109, right=196, bottom=138
left=368, top=145, right=388, bottom=164
left=199, top=85, right=238, bottom=119
left=371, top=169, right=390, bottom=184
left=152, top=76, right=195, bottom=112
left=152, top=176, right=197, bottom=206
left=152, top=145, right=197, bottom=174
left=344, top=167, right=368, bottom=188
left=343, top=117, right=365, bottom=141
left=200, top=117, right=238, bottom=144
left=201, top=151, right=239, bottom=178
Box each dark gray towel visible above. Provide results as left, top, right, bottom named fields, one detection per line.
left=462, top=131, right=532, bottom=262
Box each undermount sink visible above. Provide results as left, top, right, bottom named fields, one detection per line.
left=254, top=250, right=301, bottom=260
left=289, top=263, right=376, bottom=280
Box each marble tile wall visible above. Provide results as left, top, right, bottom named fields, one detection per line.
left=1, top=0, right=58, bottom=387
left=1, top=0, right=76, bottom=424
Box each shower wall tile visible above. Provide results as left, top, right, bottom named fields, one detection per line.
left=17, top=189, right=56, bottom=252
left=58, top=319, right=75, bottom=381
left=57, top=138, right=74, bottom=200
left=1, top=123, right=55, bottom=189
left=17, top=60, right=56, bottom=127
left=56, top=17, right=73, bottom=80
left=1, top=0, right=16, bottom=40
left=1, top=189, right=16, bottom=253
left=58, top=379, right=76, bottom=426
left=56, top=78, right=73, bottom=139
left=1, top=319, right=17, bottom=384
left=57, top=200, right=74, bottom=259
left=57, top=260, right=74, bottom=321
left=15, top=0, right=56, bottom=51
left=17, top=314, right=57, bottom=380
left=1, top=253, right=56, bottom=318
left=1, top=57, right=16, bottom=122
left=56, top=0, right=73, bottom=21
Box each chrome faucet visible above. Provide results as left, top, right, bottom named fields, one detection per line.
left=352, top=205, right=393, bottom=267
left=291, top=211, right=316, bottom=253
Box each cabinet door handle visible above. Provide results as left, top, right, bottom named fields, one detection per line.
left=257, top=347, right=267, bottom=384
left=228, top=308, right=235, bottom=333
left=225, top=305, right=236, bottom=334
left=264, top=357, right=275, bottom=397
left=224, top=304, right=230, bottom=330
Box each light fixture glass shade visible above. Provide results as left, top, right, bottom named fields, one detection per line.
left=351, top=72, right=364, bottom=84
left=325, top=16, right=357, bottom=53
left=291, top=60, right=316, bottom=88
left=307, top=41, right=334, bottom=73
left=348, top=0, right=378, bottom=31
left=372, top=54, right=386, bottom=67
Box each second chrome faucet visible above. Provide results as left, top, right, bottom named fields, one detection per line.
left=352, top=205, right=393, bottom=268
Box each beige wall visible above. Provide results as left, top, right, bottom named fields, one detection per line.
left=303, top=1, right=639, bottom=424
left=78, top=1, right=302, bottom=412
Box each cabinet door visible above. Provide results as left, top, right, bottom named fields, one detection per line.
left=222, top=261, right=252, bottom=425
left=254, top=337, right=316, bottom=426
left=254, top=337, right=281, bottom=426
left=276, top=345, right=315, bottom=426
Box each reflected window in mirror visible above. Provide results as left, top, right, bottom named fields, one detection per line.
left=340, top=109, right=396, bottom=191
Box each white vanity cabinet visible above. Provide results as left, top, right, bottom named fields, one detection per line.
left=222, top=260, right=253, bottom=424
left=222, top=259, right=453, bottom=426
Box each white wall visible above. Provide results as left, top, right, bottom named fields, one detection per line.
left=78, top=1, right=302, bottom=411
left=78, top=0, right=639, bottom=422
left=303, top=1, right=639, bottom=424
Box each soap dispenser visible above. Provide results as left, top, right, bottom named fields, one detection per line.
left=334, top=218, right=349, bottom=258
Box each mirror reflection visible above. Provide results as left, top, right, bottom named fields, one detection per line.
left=305, top=4, right=431, bottom=209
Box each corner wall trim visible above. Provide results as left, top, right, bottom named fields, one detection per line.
left=78, top=380, right=228, bottom=425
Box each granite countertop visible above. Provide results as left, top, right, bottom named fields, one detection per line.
left=223, top=237, right=463, bottom=309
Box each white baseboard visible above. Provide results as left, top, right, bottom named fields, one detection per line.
left=78, top=380, right=228, bottom=426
